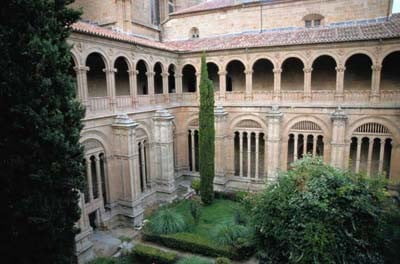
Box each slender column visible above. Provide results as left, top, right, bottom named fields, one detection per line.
left=247, top=132, right=251, bottom=178
left=355, top=137, right=362, bottom=173
left=303, top=134, right=308, bottom=156
left=74, top=66, right=90, bottom=110
left=370, top=65, right=382, bottom=102
left=255, top=132, right=260, bottom=179
left=128, top=69, right=138, bottom=107
left=378, top=138, right=386, bottom=173
left=140, top=141, right=147, bottom=191
left=239, top=131, right=244, bottom=177
left=196, top=72, right=201, bottom=100
left=303, top=67, right=313, bottom=101
left=191, top=129, right=196, bottom=172
left=366, top=137, right=374, bottom=177
left=313, top=135, right=318, bottom=156
left=95, top=156, right=103, bottom=200
left=86, top=157, right=94, bottom=201
left=245, top=70, right=253, bottom=100
left=273, top=68, right=282, bottom=101
left=104, top=68, right=117, bottom=112
left=175, top=73, right=183, bottom=101
left=335, top=66, right=346, bottom=101
left=218, top=71, right=227, bottom=100
left=161, top=72, right=169, bottom=103
left=294, top=133, right=298, bottom=161
left=146, top=71, right=155, bottom=103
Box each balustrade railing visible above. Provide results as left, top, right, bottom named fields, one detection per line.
left=281, top=90, right=303, bottom=101
left=311, top=90, right=335, bottom=102
left=116, top=96, right=131, bottom=109
left=253, top=90, right=274, bottom=101
left=226, top=91, right=245, bottom=101
left=381, top=90, right=400, bottom=102
left=344, top=90, right=370, bottom=102
left=88, top=97, right=110, bottom=112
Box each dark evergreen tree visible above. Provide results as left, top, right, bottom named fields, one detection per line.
left=0, top=1, right=84, bottom=263
left=199, top=53, right=215, bottom=205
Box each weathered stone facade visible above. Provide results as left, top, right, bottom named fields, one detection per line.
left=69, top=1, right=400, bottom=263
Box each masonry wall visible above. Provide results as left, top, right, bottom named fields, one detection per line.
left=70, top=0, right=117, bottom=26
left=163, top=0, right=391, bottom=40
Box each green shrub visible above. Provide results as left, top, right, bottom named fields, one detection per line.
left=88, top=257, right=117, bottom=264
left=191, top=179, right=201, bottom=195
left=233, top=209, right=248, bottom=225
left=252, top=156, right=397, bottom=264
left=148, top=209, right=187, bottom=235
left=132, top=243, right=177, bottom=264
left=143, top=232, right=254, bottom=260
left=215, top=257, right=231, bottom=264
left=177, top=256, right=212, bottom=264
left=189, top=199, right=202, bottom=224
left=211, top=223, right=250, bottom=247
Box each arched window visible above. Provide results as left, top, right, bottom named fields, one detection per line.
left=168, top=64, right=176, bottom=93
left=303, top=14, right=324, bottom=28
left=151, top=0, right=160, bottom=25
left=136, top=60, right=148, bottom=95
left=168, top=0, right=175, bottom=14
left=189, top=27, right=199, bottom=39
left=154, top=62, right=163, bottom=94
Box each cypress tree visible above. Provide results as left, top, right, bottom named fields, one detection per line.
left=0, top=1, right=84, bottom=263
left=199, top=53, right=215, bottom=205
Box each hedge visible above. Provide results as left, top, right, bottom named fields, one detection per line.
left=143, top=232, right=253, bottom=260
left=132, top=243, right=178, bottom=264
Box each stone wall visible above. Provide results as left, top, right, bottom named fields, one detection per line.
left=163, top=0, right=391, bottom=40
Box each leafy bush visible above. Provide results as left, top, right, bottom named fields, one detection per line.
left=214, top=191, right=249, bottom=202
left=234, top=209, right=248, bottom=225
left=214, top=257, right=231, bottom=264
left=211, top=223, right=250, bottom=246
left=88, top=257, right=117, bottom=264
left=148, top=209, right=187, bottom=235
left=251, top=156, right=397, bottom=264
left=132, top=243, right=178, bottom=264
left=177, top=256, right=212, bottom=264
left=189, top=199, right=202, bottom=224
left=191, top=179, right=201, bottom=195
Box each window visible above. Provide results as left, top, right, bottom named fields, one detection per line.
left=151, top=0, right=160, bottom=25
left=168, top=0, right=175, bottom=14
left=303, top=14, right=324, bottom=28
left=189, top=27, right=199, bottom=39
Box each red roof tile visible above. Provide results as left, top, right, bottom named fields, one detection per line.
left=71, top=14, right=400, bottom=53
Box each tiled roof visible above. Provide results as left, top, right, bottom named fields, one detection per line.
left=172, top=0, right=284, bottom=15
left=71, top=14, right=400, bottom=53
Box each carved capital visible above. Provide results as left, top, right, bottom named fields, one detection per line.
left=371, top=65, right=382, bottom=72
left=218, top=70, right=227, bottom=76
left=303, top=67, right=313, bottom=73
left=335, top=66, right=346, bottom=72
left=103, top=68, right=117, bottom=74
left=146, top=71, right=155, bottom=77
left=273, top=68, right=282, bottom=74
left=244, top=70, right=253, bottom=75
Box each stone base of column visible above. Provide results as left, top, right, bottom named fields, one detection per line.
left=245, top=93, right=253, bottom=101
left=273, top=93, right=281, bottom=102
left=75, top=227, right=95, bottom=264
left=303, top=93, right=311, bottom=102
left=369, top=93, right=380, bottom=102
left=334, top=93, right=344, bottom=102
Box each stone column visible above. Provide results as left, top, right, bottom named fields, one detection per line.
left=214, top=106, right=228, bottom=188
left=303, top=67, right=313, bottom=101
left=335, top=66, right=346, bottom=101
left=247, top=131, right=252, bottom=178
left=128, top=69, right=138, bottom=107
left=175, top=73, right=183, bottom=101
left=245, top=69, right=253, bottom=100
left=303, top=134, right=308, bottom=156
left=312, top=135, right=318, bottom=156
left=139, top=141, right=147, bottom=191
left=74, top=66, right=90, bottom=109
left=370, top=65, right=382, bottom=102
left=153, top=109, right=177, bottom=201
left=146, top=71, right=155, bottom=103
left=218, top=71, right=227, bottom=101
left=330, top=107, right=348, bottom=168
left=95, top=157, right=103, bottom=201
left=366, top=137, right=374, bottom=177
left=378, top=138, right=386, bottom=173
left=273, top=68, right=282, bottom=101
left=162, top=72, right=169, bottom=103
left=104, top=68, right=117, bottom=112
left=255, top=132, right=260, bottom=179
left=355, top=136, right=362, bottom=173
left=294, top=133, right=298, bottom=161
left=112, top=114, right=143, bottom=225
left=190, top=129, right=196, bottom=172
left=239, top=131, right=244, bottom=177
left=196, top=72, right=201, bottom=100
left=266, top=106, right=283, bottom=181
left=85, top=157, right=94, bottom=201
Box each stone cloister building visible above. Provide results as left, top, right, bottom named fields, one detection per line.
left=69, top=0, right=400, bottom=262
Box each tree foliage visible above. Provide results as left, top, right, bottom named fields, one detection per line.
left=0, top=1, right=83, bottom=263
left=148, top=209, right=187, bottom=235
left=198, top=53, right=215, bottom=205
left=251, top=157, right=399, bottom=264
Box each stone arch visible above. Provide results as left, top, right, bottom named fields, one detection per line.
left=250, top=55, right=276, bottom=68
left=380, top=51, right=400, bottom=90
left=278, top=53, right=307, bottom=69
left=283, top=116, right=330, bottom=142
left=344, top=53, right=373, bottom=90
left=281, top=56, right=305, bottom=91
left=225, top=59, right=246, bottom=92
left=136, top=59, right=149, bottom=95
left=111, top=54, right=133, bottom=71
left=207, top=62, right=219, bottom=91
left=80, top=130, right=111, bottom=156
left=83, top=48, right=110, bottom=69
left=311, top=54, right=337, bottom=90
left=310, top=53, right=339, bottom=68
left=229, top=114, right=267, bottom=132
left=168, top=63, right=176, bottom=93
left=85, top=52, right=108, bottom=97
left=223, top=57, right=248, bottom=71
left=69, top=50, right=80, bottom=68
left=252, top=58, right=274, bottom=91
left=134, top=58, right=150, bottom=72
left=153, top=61, right=164, bottom=94
left=343, top=50, right=375, bottom=65
left=114, top=56, right=131, bottom=96
left=346, top=117, right=400, bottom=143
left=136, top=121, right=153, bottom=141
left=182, top=64, right=197, bottom=93
left=180, top=63, right=199, bottom=74
left=379, top=47, right=400, bottom=65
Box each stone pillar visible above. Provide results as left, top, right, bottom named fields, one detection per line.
left=239, top=131, right=244, bottom=177
left=218, top=71, right=227, bottom=101
left=128, top=69, right=138, bottom=107
left=266, top=106, right=283, bottom=182
left=139, top=141, right=147, bottom=192
left=74, top=66, right=90, bottom=109
left=95, top=157, right=103, bottom=201
left=370, top=65, right=382, bottom=102
left=190, top=129, right=196, bottom=172
left=313, top=135, right=318, bottom=156
left=273, top=68, right=282, bottom=101
left=214, top=106, right=228, bottom=188
left=146, top=71, right=155, bottom=103
left=112, top=114, right=143, bottom=225
left=330, top=107, right=348, bottom=168
left=162, top=72, right=169, bottom=103
left=366, top=137, right=374, bottom=177
left=175, top=73, right=183, bottom=101
left=355, top=136, right=362, bottom=173
left=255, top=132, right=260, bottom=179
left=85, top=157, right=94, bottom=201
left=247, top=131, right=252, bottom=178
left=245, top=69, right=253, bottom=100
left=294, top=133, right=298, bottom=161
left=153, top=109, right=177, bottom=201
left=196, top=72, right=201, bottom=100
left=335, top=66, right=345, bottom=101
left=378, top=138, right=386, bottom=173
left=303, top=67, right=313, bottom=101
left=104, top=68, right=117, bottom=112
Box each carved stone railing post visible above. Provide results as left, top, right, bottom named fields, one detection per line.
left=330, top=107, right=348, bottom=168
left=175, top=73, right=183, bottom=101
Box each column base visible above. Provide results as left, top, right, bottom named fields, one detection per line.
left=369, top=93, right=380, bottom=103
left=334, top=93, right=344, bottom=102
left=245, top=94, right=253, bottom=101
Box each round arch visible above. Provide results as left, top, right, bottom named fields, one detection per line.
left=278, top=54, right=307, bottom=69
left=283, top=116, right=330, bottom=141
left=250, top=56, right=276, bottom=69
left=346, top=117, right=400, bottom=143
left=223, top=58, right=248, bottom=71
left=229, top=114, right=268, bottom=132
left=343, top=50, right=375, bottom=66
left=111, top=54, right=133, bottom=71
left=379, top=48, right=400, bottom=65
left=83, top=48, right=110, bottom=70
